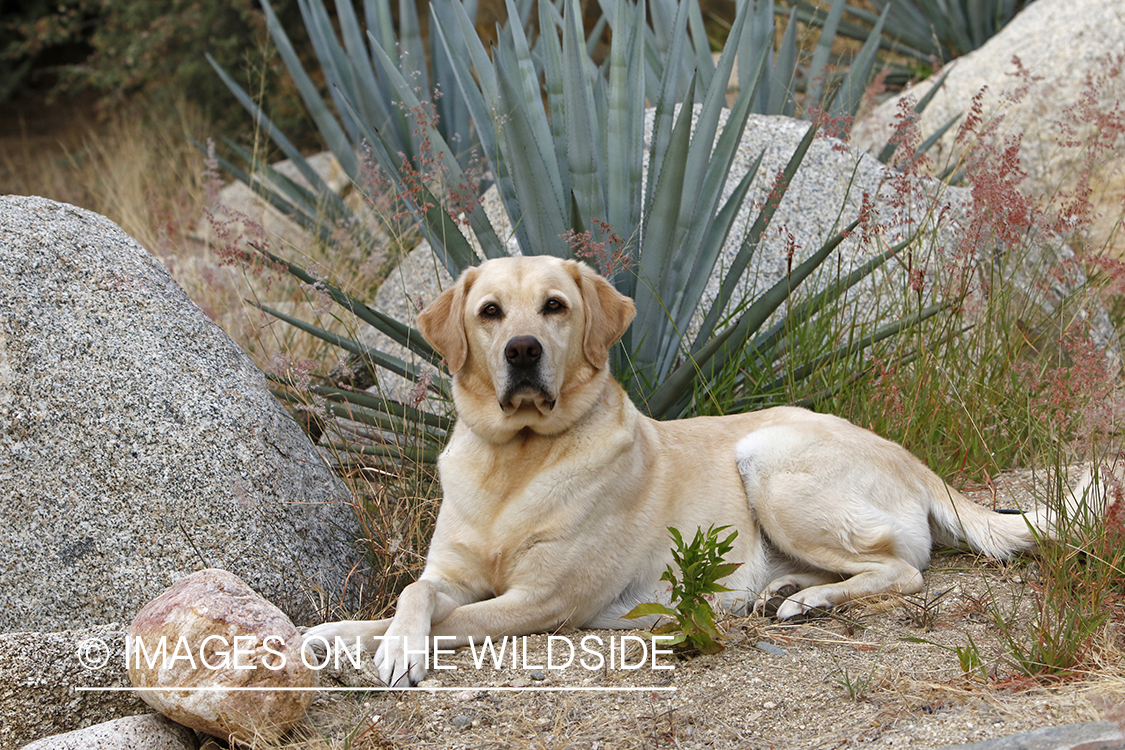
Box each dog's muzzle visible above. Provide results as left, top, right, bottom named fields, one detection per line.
left=499, top=335, right=555, bottom=412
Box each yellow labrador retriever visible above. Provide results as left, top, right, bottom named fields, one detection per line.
left=306, top=256, right=1058, bottom=686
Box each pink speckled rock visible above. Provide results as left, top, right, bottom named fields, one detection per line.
left=127, top=569, right=316, bottom=744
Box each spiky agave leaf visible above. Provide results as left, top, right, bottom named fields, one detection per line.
left=210, top=0, right=951, bottom=447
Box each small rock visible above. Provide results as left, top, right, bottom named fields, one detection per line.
left=127, top=569, right=316, bottom=744
left=452, top=715, right=473, bottom=730
left=530, top=670, right=547, bottom=681
left=755, top=641, right=787, bottom=656
left=764, top=701, right=778, bottom=709
left=20, top=714, right=196, bottom=750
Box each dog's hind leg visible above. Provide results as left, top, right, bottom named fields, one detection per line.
left=767, top=555, right=924, bottom=620
left=736, top=423, right=930, bottom=620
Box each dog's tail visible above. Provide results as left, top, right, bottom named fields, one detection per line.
left=925, top=464, right=1116, bottom=559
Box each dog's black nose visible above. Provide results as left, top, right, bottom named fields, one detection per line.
left=505, top=335, right=542, bottom=369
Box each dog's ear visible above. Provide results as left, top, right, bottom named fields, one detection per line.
left=574, top=261, right=636, bottom=369
left=417, top=267, right=478, bottom=375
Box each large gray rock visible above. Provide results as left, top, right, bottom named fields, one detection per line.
left=938, top=720, right=1125, bottom=750
left=363, top=111, right=1117, bottom=391
left=19, top=715, right=197, bottom=750
left=0, top=196, right=362, bottom=632
left=0, top=626, right=146, bottom=749
left=851, top=0, right=1125, bottom=256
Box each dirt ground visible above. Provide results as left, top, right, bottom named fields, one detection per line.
left=287, top=472, right=1125, bottom=750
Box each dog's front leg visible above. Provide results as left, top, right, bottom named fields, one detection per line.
left=378, top=586, right=576, bottom=686
left=376, top=578, right=463, bottom=686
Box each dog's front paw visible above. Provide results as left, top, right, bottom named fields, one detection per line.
left=375, top=627, right=429, bottom=687
left=302, top=622, right=344, bottom=664
left=302, top=620, right=391, bottom=670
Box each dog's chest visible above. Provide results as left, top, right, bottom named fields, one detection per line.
left=436, top=432, right=608, bottom=593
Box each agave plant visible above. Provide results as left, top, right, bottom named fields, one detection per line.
left=204, top=0, right=486, bottom=251
left=210, top=0, right=948, bottom=459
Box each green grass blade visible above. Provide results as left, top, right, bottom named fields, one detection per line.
left=271, top=389, right=446, bottom=448
left=563, top=0, right=608, bottom=231
left=749, top=231, right=902, bottom=355
left=201, top=144, right=340, bottom=245
left=250, top=242, right=444, bottom=369
left=666, top=9, right=758, bottom=332
left=650, top=208, right=851, bottom=417
left=363, top=0, right=396, bottom=57
left=252, top=302, right=431, bottom=387
left=431, top=5, right=526, bottom=257
left=322, top=440, right=440, bottom=464
left=605, top=0, right=646, bottom=295
left=740, top=0, right=775, bottom=113
left=767, top=8, right=798, bottom=117
left=306, top=383, right=452, bottom=431
left=698, top=115, right=818, bottom=344
left=540, top=0, right=572, bottom=221
left=219, top=136, right=346, bottom=217
left=397, top=0, right=428, bottom=91
left=654, top=45, right=760, bottom=362
left=644, top=0, right=692, bottom=222
left=431, top=23, right=473, bottom=159
left=334, top=0, right=396, bottom=139
left=634, top=76, right=698, bottom=379
left=687, top=0, right=715, bottom=94
left=298, top=0, right=366, bottom=146
left=831, top=4, right=888, bottom=118
left=252, top=1, right=357, bottom=177
left=364, top=32, right=506, bottom=261
left=806, top=0, right=847, bottom=107
left=760, top=301, right=950, bottom=394
left=680, top=152, right=764, bottom=340
left=495, top=37, right=571, bottom=256
left=207, top=53, right=350, bottom=195
left=335, top=87, right=480, bottom=276
left=503, top=0, right=567, bottom=218
left=877, top=68, right=952, bottom=163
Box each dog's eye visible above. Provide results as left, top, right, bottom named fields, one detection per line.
left=543, top=298, right=566, bottom=314
left=480, top=303, right=502, bottom=319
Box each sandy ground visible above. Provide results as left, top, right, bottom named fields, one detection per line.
left=285, top=472, right=1125, bottom=750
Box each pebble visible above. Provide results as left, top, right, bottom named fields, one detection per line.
left=530, top=670, right=547, bottom=681
left=452, top=715, right=473, bottom=730
left=755, top=641, right=787, bottom=656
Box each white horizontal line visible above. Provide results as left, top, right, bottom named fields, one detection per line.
left=76, top=686, right=676, bottom=693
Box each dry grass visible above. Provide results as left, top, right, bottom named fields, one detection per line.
left=0, top=95, right=390, bottom=370
left=0, top=95, right=207, bottom=259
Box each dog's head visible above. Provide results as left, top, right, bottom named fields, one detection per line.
left=417, top=257, right=635, bottom=441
